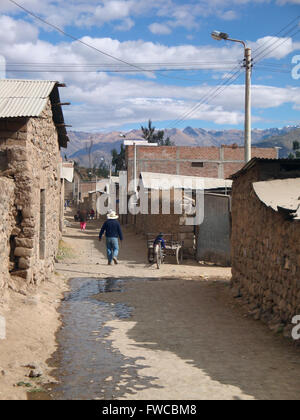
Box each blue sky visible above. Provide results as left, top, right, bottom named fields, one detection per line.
left=0, top=0, right=300, bottom=132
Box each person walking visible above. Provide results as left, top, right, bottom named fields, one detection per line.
left=99, top=210, right=123, bottom=265
left=79, top=210, right=87, bottom=231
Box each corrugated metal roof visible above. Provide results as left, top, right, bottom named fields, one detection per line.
left=0, top=79, right=57, bottom=118
left=140, top=172, right=232, bottom=190
left=230, top=157, right=300, bottom=179
left=253, top=178, right=300, bottom=220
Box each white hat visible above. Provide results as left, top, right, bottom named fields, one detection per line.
left=107, top=210, right=119, bottom=219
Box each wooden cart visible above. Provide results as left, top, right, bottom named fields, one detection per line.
left=147, top=233, right=184, bottom=269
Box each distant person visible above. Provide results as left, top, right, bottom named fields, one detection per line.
left=79, top=210, right=87, bottom=231
left=90, top=209, right=95, bottom=220
left=99, top=210, right=123, bottom=265
left=153, top=233, right=166, bottom=249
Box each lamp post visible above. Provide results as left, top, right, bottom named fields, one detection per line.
left=121, top=134, right=158, bottom=194
left=211, top=31, right=252, bottom=163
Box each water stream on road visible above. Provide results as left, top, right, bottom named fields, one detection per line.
left=39, top=277, right=161, bottom=401
left=48, top=277, right=134, bottom=400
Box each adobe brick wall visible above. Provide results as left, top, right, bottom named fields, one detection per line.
left=126, top=145, right=277, bottom=185
left=231, top=166, right=300, bottom=338
left=80, top=181, right=97, bottom=199
left=0, top=178, right=15, bottom=290
left=0, top=99, right=63, bottom=291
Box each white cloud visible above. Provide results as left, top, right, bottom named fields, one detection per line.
left=1, top=13, right=299, bottom=131
left=251, top=36, right=296, bottom=60
left=1, top=0, right=286, bottom=35
left=0, top=14, right=38, bottom=43
left=276, top=0, right=300, bottom=4
left=149, top=23, right=172, bottom=35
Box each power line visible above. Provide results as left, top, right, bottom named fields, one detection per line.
left=166, top=16, right=300, bottom=129
left=168, top=67, right=243, bottom=129
left=6, top=61, right=239, bottom=67
left=253, top=25, right=300, bottom=63
left=7, top=0, right=161, bottom=75
left=252, top=14, right=300, bottom=56
left=7, top=0, right=242, bottom=84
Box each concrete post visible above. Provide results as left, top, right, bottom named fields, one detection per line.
left=244, top=47, right=252, bottom=163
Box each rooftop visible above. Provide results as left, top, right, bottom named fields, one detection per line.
left=140, top=172, right=233, bottom=190
left=253, top=178, right=300, bottom=220
left=0, top=79, right=69, bottom=148
left=230, top=158, right=300, bottom=179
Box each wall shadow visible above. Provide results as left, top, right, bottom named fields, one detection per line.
left=94, top=277, right=300, bottom=400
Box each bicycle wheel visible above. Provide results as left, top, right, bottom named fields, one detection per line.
left=176, top=246, right=183, bottom=265
left=154, top=243, right=162, bottom=269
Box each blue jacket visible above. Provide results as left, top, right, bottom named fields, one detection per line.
left=99, top=219, right=123, bottom=241
left=154, top=235, right=166, bottom=249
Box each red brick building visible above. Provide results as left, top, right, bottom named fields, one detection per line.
left=125, top=145, right=278, bottom=184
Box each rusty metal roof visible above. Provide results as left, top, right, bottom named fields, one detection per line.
left=0, top=79, right=58, bottom=118
left=230, top=157, right=300, bottom=179
left=253, top=178, right=300, bottom=220
left=140, top=172, right=233, bottom=190
left=0, top=79, right=69, bottom=148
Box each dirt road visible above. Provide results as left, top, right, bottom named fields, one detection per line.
left=53, top=213, right=300, bottom=400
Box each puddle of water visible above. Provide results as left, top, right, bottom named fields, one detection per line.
left=44, top=277, right=159, bottom=400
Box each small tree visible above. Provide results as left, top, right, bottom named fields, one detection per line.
left=111, top=144, right=126, bottom=175
left=96, top=160, right=110, bottom=178
left=141, top=120, right=174, bottom=146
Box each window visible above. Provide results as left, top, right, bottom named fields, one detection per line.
left=191, top=162, right=204, bottom=168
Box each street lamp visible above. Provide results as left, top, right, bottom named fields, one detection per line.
left=211, top=30, right=252, bottom=163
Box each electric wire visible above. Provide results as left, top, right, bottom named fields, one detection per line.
left=8, top=0, right=300, bottom=129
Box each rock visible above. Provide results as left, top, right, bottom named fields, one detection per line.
left=29, top=369, right=43, bottom=378
left=14, top=247, right=33, bottom=258
left=18, top=257, right=31, bottom=270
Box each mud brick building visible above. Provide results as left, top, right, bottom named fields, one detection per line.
left=125, top=144, right=278, bottom=186
left=120, top=172, right=233, bottom=259
left=0, top=79, right=69, bottom=291
left=231, top=158, right=300, bottom=336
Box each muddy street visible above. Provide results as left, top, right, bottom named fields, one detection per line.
left=51, top=214, right=300, bottom=401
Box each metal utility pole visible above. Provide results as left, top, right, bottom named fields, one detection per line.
left=122, top=135, right=158, bottom=194
left=244, top=47, right=252, bottom=163
left=211, top=31, right=252, bottom=163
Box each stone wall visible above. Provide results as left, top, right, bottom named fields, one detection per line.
left=231, top=166, right=300, bottom=337
left=0, top=178, right=15, bottom=289
left=0, top=99, right=62, bottom=290
left=26, top=100, right=62, bottom=284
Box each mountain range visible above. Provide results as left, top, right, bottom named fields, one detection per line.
left=64, top=125, right=300, bottom=167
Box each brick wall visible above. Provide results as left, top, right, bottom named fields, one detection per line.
left=126, top=145, right=277, bottom=185
left=231, top=165, right=300, bottom=338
